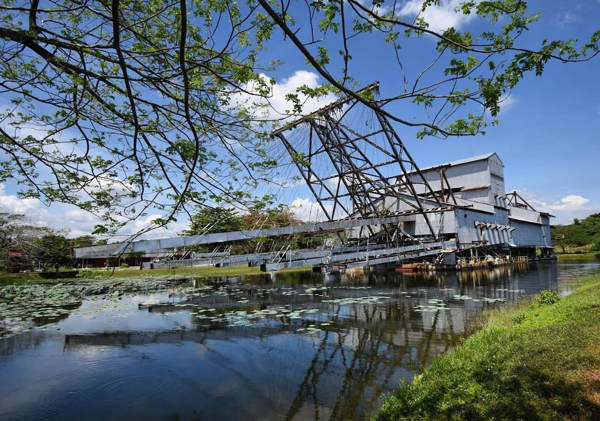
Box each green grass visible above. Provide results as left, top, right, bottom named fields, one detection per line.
left=555, top=244, right=596, bottom=254
left=375, top=274, right=600, bottom=420
left=0, top=272, right=47, bottom=284
left=78, top=264, right=311, bottom=279
left=0, top=264, right=311, bottom=285
left=557, top=252, right=600, bottom=262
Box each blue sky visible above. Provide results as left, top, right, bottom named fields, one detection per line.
left=0, top=0, right=598, bottom=237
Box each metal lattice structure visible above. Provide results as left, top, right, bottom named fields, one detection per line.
left=272, top=82, right=449, bottom=243
left=74, top=84, right=554, bottom=271
left=502, top=190, right=537, bottom=211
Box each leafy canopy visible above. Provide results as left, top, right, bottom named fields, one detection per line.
left=552, top=213, right=600, bottom=250
left=0, top=0, right=598, bottom=234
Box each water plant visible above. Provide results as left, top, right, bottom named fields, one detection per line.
left=0, top=276, right=197, bottom=337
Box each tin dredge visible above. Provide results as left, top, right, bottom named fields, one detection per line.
left=74, top=84, right=554, bottom=273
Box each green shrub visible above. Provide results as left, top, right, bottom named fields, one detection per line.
left=78, top=270, right=95, bottom=278
left=512, top=312, right=526, bottom=324
left=538, top=289, right=560, bottom=305
left=120, top=263, right=129, bottom=268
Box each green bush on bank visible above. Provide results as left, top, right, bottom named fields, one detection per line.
left=376, top=275, right=600, bottom=420
left=538, top=289, right=560, bottom=305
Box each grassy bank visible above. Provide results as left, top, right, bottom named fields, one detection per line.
left=557, top=252, right=600, bottom=262
left=376, top=274, right=600, bottom=420
left=79, top=264, right=311, bottom=279
left=0, top=264, right=311, bottom=285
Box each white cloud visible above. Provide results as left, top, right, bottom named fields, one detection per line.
left=0, top=183, right=100, bottom=237
left=326, top=175, right=340, bottom=190
left=0, top=186, right=41, bottom=215
left=547, top=195, right=590, bottom=211
left=0, top=104, right=82, bottom=156
left=357, top=0, right=393, bottom=17
left=398, top=0, right=477, bottom=32
left=230, top=70, right=338, bottom=121
left=274, top=177, right=306, bottom=188
left=555, top=8, right=582, bottom=27
left=526, top=192, right=596, bottom=225
left=0, top=183, right=188, bottom=239
left=499, top=94, right=518, bottom=113
left=117, top=213, right=190, bottom=240
left=290, top=197, right=332, bottom=222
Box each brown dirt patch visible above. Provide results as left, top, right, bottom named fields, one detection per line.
left=588, top=369, right=600, bottom=406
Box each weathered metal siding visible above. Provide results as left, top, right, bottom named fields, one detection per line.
left=409, top=159, right=491, bottom=199
left=510, top=219, right=553, bottom=248
left=455, top=207, right=513, bottom=246
left=509, top=207, right=541, bottom=224
left=411, top=211, right=457, bottom=236
left=366, top=153, right=552, bottom=250
left=488, top=154, right=506, bottom=205
left=380, top=195, right=457, bottom=236
left=407, top=153, right=508, bottom=207
left=458, top=188, right=491, bottom=204
left=541, top=215, right=554, bottom=247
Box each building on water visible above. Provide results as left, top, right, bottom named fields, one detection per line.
left=349, top=152, right=554, bottom=264
left=74, top=153, right=554, bottom=271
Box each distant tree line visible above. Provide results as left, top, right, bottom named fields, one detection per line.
left=1, top=206, right=324, bottom=272
left=0, top=213, right=96, bottom=272
left=552, top=213, right=600, bottom=253
left=185, top=205, right=325, bottom=254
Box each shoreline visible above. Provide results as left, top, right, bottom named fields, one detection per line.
left=2, top=251, right=597, bottom=285
left=375, top=272, right=600, bottom=420
left=557, top=252, right=600, bottom=262
left=0, top=264, right=312, bottom=285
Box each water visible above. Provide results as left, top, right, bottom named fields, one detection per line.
left=0, top=261, right=598, bottom=420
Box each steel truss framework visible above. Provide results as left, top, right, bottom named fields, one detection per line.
left=73, top=83, right=463, bottom=270
left=502, top=190, right=537, bottom=211
left=273, top=82, right=450, bottom=244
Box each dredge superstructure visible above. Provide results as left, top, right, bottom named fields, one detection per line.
left=74, top=84, right=554, bottom=271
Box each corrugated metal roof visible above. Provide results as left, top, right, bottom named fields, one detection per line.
left=414, top=152, right=499, bottom=173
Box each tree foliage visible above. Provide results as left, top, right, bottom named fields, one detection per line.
left=552, top=213, right=600, bottom=251
left=0, top=212, right=94, bottom=271
left=33, top=233, right=75, bottom=270
left=185, top=204, right=321, bottom=253
left=186, top=207, right=245, bottom=235
left=0, top=212, right=49, bottom=271
left=1, top=0, right=598, bottom=234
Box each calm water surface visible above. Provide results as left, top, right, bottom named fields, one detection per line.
left=1, top=261, right=599, bottom=420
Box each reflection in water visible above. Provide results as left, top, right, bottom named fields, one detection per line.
left=0, top=262, right=598, bottom=420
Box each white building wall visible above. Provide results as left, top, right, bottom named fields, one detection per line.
left=408, top=159, right=492, bottom=198
left=509, top=207, right=540, bottom=224
left=458, top=188, right=491, bottom=204
left=488, top=154, right=506, bottom=205
left=406, top=155, right=508, bottom=207
left=351, top=153, right=552, bottom=249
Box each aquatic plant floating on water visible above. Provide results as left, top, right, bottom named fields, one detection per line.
left=413, top=304, right=450, bottom=312
left=452, top=295, right=472, bottom=301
